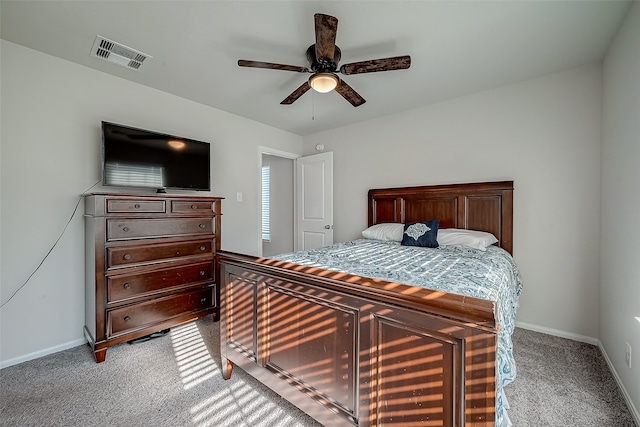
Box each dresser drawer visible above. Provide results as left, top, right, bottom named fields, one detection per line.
left=108, top=287, right=215, bottom=337
left=106, top=199, right=166, bottom=213
left=107, top=218, right=213, bottom=241
left=171, top=200, right=216, bottom=214
left=107, top=239, right=212, bottom=269
left=107, top=261, right=213, bottom=303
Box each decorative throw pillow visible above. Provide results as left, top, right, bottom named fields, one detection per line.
left=401, top=220, right=439, bottom=248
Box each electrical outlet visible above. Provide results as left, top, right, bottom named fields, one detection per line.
left=625, top=342, right=632, bottom=368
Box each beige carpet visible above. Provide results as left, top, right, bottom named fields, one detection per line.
left=0, top=317, right=636, bottom=426
left=507, top=328, right=636, bottom=426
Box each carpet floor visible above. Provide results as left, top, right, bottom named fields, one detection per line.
left=0, top=317, right=636, bottom=426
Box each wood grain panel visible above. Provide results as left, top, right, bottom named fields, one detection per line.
left=107, top=261, right=212, bottom=303
left=107, top=217, right=213, bottom=240
left=372, top=316, right=461, bottom=426
left=404, top=196, right=458, bottom=228
left=464, top=332, right=497, bottom=426
left=106, top=199, right=166, bottom=213
left=370, top=197, right=398, bottom=224
left=108, top=287, right=213, bottom=336
left=226, top=273, right=258, bottom=361
left=263, top=286, right=358, bottom=419
left=465, top=196, right=501, bottom=242
left=107, top=239, right=213, bottom=269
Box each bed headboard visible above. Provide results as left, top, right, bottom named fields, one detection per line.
left=368, top=181, right=514, bottom=254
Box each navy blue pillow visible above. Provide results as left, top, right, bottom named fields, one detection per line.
left=401, top=220, right=439, bottom=248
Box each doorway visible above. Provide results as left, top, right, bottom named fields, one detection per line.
left=261, top=153, right=295, bottom=257
left=259, top=147, right=333, bottom=257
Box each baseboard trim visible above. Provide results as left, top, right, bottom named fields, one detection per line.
left=0, top=338, right=86, bottom=370
left=515, top=321, right=599, bottom=345
left=598, top=343, right=640, bottom=426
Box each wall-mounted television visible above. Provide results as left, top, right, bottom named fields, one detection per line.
left=102, top=121, right=210, bottom=192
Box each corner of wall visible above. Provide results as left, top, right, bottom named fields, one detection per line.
left=599, top=342, right=640, bottom=425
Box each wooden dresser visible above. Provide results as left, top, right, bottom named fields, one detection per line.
left=84, top=193, right=222, bottom=362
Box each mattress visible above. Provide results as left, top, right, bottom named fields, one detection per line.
left=271, top=238, right=524, bottom=426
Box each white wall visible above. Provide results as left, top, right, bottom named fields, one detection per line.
left=601, top=1, right=640, bottom=419
left=0, top=41, right=302, bottom=366
left=303, top=64, right=603, bottom=342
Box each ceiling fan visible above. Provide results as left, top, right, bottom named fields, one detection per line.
left=238, top=13, right=411, bottom=107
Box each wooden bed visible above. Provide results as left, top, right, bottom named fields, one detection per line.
left=218, top=181, right=514, bottom=426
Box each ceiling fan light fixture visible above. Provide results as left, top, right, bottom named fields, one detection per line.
left=309, top=73, right=339, bottom=93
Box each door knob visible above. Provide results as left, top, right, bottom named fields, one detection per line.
left=324, top=225, right=331, bottom=229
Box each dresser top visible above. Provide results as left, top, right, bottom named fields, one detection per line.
left=86, top=192, right=223, bottom=200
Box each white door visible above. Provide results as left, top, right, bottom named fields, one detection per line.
left=296, top=152, right=333, bottom=251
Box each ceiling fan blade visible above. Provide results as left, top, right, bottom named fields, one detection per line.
left=339, top=55, right=411, bottom=75
left=281, top=81, right=312, bottom=105
left=314, top=14, right=338, bottom=62
left=335, top=80, right=366, bottom=107
left=238, top=60, right=308, bottom=73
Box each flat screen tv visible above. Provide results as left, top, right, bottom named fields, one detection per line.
left=102, top=121, right=210, bottom=192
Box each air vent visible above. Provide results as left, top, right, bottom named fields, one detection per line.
left=91, top=36, right=151, bottom=71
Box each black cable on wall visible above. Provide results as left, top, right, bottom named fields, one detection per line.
left=0, top=181, right=100, bottom=309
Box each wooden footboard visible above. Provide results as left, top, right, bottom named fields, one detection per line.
left=219, top=252, right=498, bottom=427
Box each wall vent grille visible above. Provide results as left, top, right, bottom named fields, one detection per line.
left=91, top=36, right=151, bottom=71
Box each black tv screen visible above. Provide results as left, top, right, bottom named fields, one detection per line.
left=102, top=121, right=210, bottom=192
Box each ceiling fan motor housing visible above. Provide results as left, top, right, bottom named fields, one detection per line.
left=306, top=44, right=341, bottom=72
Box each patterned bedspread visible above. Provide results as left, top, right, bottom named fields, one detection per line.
left=270, top=238, right=524, bottom=426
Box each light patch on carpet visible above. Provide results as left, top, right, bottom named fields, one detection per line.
left=189, top=380, right=288, bottom=427
left=169, top=321, right=301, bottom=426
left=170, top=322, right=217, bottom=390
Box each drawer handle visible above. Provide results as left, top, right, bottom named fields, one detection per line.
left=123, top=283, right=130, bottom=289
left=200, top=270, right=206, bottom=276
left=123, top=254, right=131, bottom=260
left=122, top=227, right=130, bottom=232
left=191, top=204, right=198, bottom=210
left=134, top=204, right=141, bottom=209
left=199, top=246, right=206, bottom=251
left=199, top=223, right=206, bottom=229
left=200, top=298, right=207, bottom=304
left=124, top=316, right=131, bottom=322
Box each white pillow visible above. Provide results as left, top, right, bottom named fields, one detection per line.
left=437, top=229, right=498, bottom=251
left=362, top=223, right=404, bottom=242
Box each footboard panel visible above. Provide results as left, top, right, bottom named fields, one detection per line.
left=371, top=313, right=462, bottom=425
left=219, top=252, right=497, bottom=427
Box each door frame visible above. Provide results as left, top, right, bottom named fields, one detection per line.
left=258, top=146, right=301, bottom=257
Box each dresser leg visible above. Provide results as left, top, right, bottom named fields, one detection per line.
left=94, top=348, right=107, bottom=363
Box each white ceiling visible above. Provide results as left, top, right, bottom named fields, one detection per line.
left=0, top=1, right=631, bottom=136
